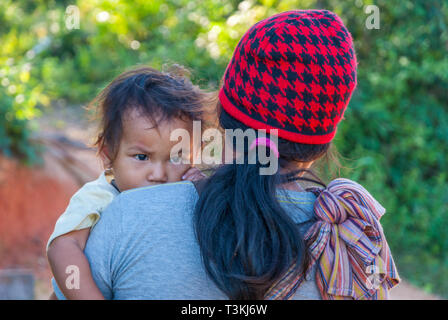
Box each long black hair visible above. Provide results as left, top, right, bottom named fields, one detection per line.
left=193, top=103, right=332, bottom=299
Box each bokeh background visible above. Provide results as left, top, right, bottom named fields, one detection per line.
left=0, top=0, right=447, bottom=299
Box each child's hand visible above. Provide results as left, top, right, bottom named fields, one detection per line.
left=182, top=167, right=206, bottom=181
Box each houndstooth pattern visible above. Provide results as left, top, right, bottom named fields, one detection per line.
left=220, top=10, right=357, bottom=144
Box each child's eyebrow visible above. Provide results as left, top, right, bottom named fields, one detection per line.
left=127, top=145, right=153, bottom=153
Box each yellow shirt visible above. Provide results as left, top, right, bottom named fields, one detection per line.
left=46, top=171, right=120, bottom=251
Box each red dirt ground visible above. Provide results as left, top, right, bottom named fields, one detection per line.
left=0, top=153, right=90, bottom=297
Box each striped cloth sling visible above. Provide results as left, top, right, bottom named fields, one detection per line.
left=265, top=178, right=401, bottom=300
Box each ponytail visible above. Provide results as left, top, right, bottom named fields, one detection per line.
left=194, top=157, right=311, bottom=299
left=193, top=107, right=330, bottom=299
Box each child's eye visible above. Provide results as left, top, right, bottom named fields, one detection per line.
left=134, top=154, right=149, bottom=161
left=170, top=155, right=182, bottom=164
left=170, top=150, right=188, bottom=165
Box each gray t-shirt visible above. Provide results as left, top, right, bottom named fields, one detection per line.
left=53, top=181, right=321, bottom=300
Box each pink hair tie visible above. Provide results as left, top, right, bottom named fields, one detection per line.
left=249, top=137, right=279, bottom=158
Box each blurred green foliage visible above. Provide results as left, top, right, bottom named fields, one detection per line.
left=1, top=0, right=447, bottom=296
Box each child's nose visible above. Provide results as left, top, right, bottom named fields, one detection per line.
left=147, top=162, right=168, bottom=183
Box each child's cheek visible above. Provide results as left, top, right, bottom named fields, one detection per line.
left=171, top=164, right=191, bottom=182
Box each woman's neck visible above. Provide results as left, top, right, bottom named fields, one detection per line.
left=278, top=162, right=313, bottom=192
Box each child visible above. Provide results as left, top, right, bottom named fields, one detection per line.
left=47, top=66, right=207, bottom=299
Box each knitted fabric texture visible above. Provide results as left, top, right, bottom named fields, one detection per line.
left=219, top=10, right=358, bottom=144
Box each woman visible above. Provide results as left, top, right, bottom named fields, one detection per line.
left=53, top=10, right=399, bottom=300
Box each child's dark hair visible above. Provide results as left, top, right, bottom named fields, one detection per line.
left=88, top=65, right=208, bottom=160
left=193, top=102, right=339, bottom=300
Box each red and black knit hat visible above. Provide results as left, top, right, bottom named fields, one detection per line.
left=219, top=10, right=357, bottom=144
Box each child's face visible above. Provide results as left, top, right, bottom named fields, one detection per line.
left=107, top=109, right=193, bottom=192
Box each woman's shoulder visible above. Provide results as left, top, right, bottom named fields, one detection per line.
left=120, top=181, right=197, bottom=198
left=275, top=188, right=318, bottom=226
left=112, top=181, right=199, bottom=217
left=92, top=181, right=199, bottom=240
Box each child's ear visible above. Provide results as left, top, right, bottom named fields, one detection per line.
left=99, top=146, right=113, bottom=169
